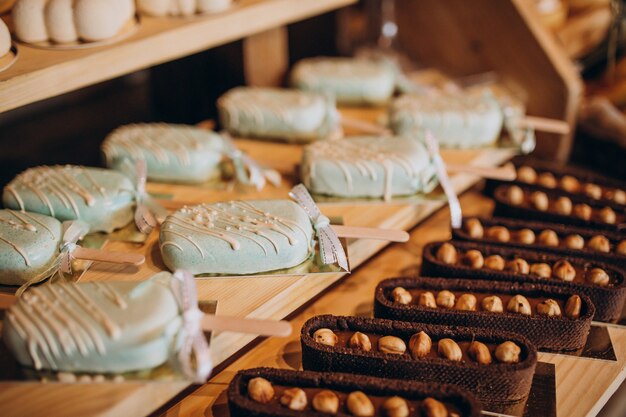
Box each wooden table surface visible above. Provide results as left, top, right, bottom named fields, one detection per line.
left=159, top=190, right=626, bottom=417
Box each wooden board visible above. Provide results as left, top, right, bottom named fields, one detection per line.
left=0, top=0, right=357, bottom=113
left=0, top=128, right=515, bottom=416
left=157, top=191, right=626, bottom=417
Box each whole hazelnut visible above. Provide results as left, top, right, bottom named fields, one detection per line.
left=495, top=341, right=522, bottom=364
left=516, top=166, right=537, bottom=183
left=468, top=341, right=492, bottom=364
left=312, top=390, right=339, bottom=414
left=481, top=295, right=504, bottom=313
left=536, top=299, right=562, bottom=316
left=280, top=387, right=308, bottom=411
left=506, top=185, right=525, bottom=205
left=538, top=229, right=559, bottom=247
left=611, top=189, right=626, bottom=204
left=574, top=203, right=592, bottom=221
left=422, top=397, right=449, bottom=417
left=505, top=258, right=530, bottom=274
left=554, top=196, right=573, bottom=215
left=598, top=207, right=616, bottom=224
left=588, top=235, right=610, bottom=253
left=436, top=243, right=458, bottom=264
left=346, top=391, right=375, bottom=417
left=530, top=191, right=549, bottom=211
left=583, top=183, right=602, bottom=200
left=438, top=338, right=462, bottom=361
left=436, top=290, right=456, bottom=309
left=616, top=240, right=626, bottom=255
left=382, top=396, right=410, bottom=417
left=486, top=226, right=511, bottom=242
left=560, top=175, right=580, bottom=193
left=379, top=336, right=407, bottom=355
left=507, top=295, right=532, bottom=315
left=537, top=172, right=557, bottom=188
left=586, top=268, right=610, bottom=286
left=564, top=234, right=585, bottom=250
left=419, top=291, right=437, bottom=308
left=516, top=228, right=536, bottom=244
left=464, top=218, right=484, bottom=239
left=461, top=250, right=484, bottom=269
left=349, top=332, right=372, bottom=352
left=409, top=331, right=432, bottom=359
left=248, top=377, right=274, bottom=404
left=313, top=328, right=338, bottom=346
left=391, top=287, right=413, bottom=305
left=530, top=262, right=552, bottom=278
left=455, top=294, right=477, bottom=311
left=484, top=255, right=505, bottom=271
left=552, top=260, right=576, bottom=282
left=565, top=295, right=582, bottom=319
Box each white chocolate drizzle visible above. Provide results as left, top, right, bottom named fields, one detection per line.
left=0, top=209, right=53, bottom=267
left=102, top=123, right=208, bottom=167
left=161, top=201, right=310, bottom=258
left=5, top=281, right=125, bottom=370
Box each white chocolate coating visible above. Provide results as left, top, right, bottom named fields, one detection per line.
left=137, top=0, right=231, bottom=16
left=160, top=200, right=314, bottom=275
left=301, top=136, right=438, bottom=200
left=0, top=17, right=12, bottom=57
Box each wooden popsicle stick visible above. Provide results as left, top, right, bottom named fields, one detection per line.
left=72, top=247, right=145, bottom=266
left=340, top=116, right=392, bottom=136
left=518, top=116, right=570, bottom=134
left=0, top=293, right=17, bottom=310
left=446, top=162, right=516, bottom=181
left=332, top=225, right=409, bottom=242
left=201, top=315, right=292, bottom=337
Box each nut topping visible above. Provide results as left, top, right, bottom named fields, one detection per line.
left=507, top=295, right=532, bottom=315
left=617, top=240, right=626, bottom=255
left=481, top=295, right=504, bottom=313
left=516, top=228, right=536, bottom=244
left=612, top=189, right=626, bottom=204
left=349, top=332, right=372, bottom=352
left=506, top=185, right=525, bottom=205
left=552, top=260, right=576, bottom=282
left=536, top=299, right=562, bottom=316
left=436, top=243, right=458, bottom=264
left=313, top=328, right=338, bottom=346
left=382, top=396, right=410, bottom=417
left=419, top=291, right=437, bottom=308
left=379, top=336, right=407, bottom=355
left=538, top=229, right=559, bottom=246
left=248, top=377, right=274, bottom=404
left=574, top=203, right=592, bottom=221
left=516, top=166, right=537, bottom=183
left=537, top=172, right=557, bottom=188
left=438, top=338, right=462, bottom=361
left=409, top=331, right=432, bottom=359
left=484, top=255, right=505, bottom=271
left=505, top=258, right=530, bottom=274
left=468, top=341, right=492, bottom=365
left=530, top=262, right=552, bottom=278
left=554, top=196, right=573, bottom=215
left=565, top=295, right=582, bottom=319
left=598, top=207, right=616, bottom=224
left=583, top=183, right=602, bottom=200
left=422, top=397, right=449, bottom=417
left=495, top=341, right=521, bottom=363
left=563, top=234, right=585, bottom=250
left=280, top=387, right=307, bottom=411
left=486, top=226, right=511, bottom=242
left=560, top=175, right=580, bottom=192
left=588, top=235, right=610, bottom=253
left=461, top=250, right=484, bottom=269
left=530, top=191, right=549, bottom=211
left=586, top=268, right=610, bottom=286
left=391, top=287, right=413, bottom=305
left=346, top=391, right=375, bottom=416
left=436, top=290, right=456, bottom=309
left=312, top=390, right=339, bottom=414
left=455, top=294, right=477, bottom=311
left=464, top=218, right=484, bottom=239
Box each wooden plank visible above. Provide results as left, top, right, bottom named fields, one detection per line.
left=158, top=191, right=626, bottom=417
left=243, top=26, right=289, bottom=87
left=0, top=0, right=356, bottom=113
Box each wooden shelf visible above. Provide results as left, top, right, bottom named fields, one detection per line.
left=0, top=0, right=356, bottom=113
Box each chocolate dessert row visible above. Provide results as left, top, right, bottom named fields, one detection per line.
left=301, top=315, right=537, bottom=407
left=420, top=240, right=626, bottom=322
left=453, top=216, right=626, bottom=267
left=228, top=368, right=481, bottom=417
left=493, top=185, right=626, bottom=232
left=484, top=158, right=626, bottom=209
left=374, top=277, right=594, bottom=351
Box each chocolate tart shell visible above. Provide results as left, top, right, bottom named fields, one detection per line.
left=421, top=240, right=626, bottom=322
left=374, top=277, right=594, bottom=351
left=492, top=185, right=626, bottom=232
left=301, top=315, right=537, bottom=407
left=484, top=158, right=626, bottom=210
left=453, top=216, right=626, bottom=268
left=228, top=367, right=482, bottom=417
